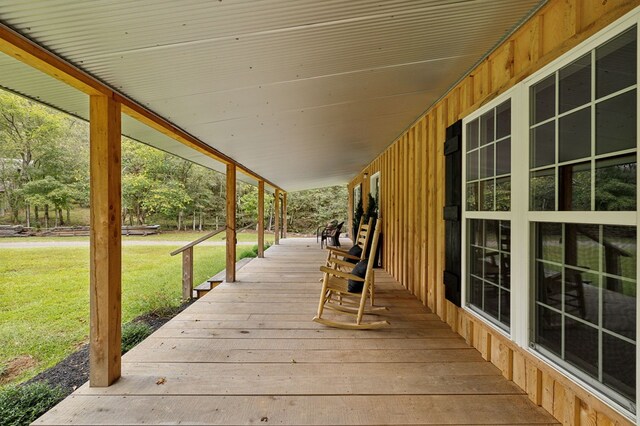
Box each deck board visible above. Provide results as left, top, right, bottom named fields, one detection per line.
left=35, top=238, right=558, bottom=425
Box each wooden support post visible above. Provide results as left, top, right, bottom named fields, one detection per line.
left=226, top=163, right=236, bottom=283
left=274, top=189, right=280, bottom=245
left=258, top=181, right=265, bottom=258
left=89, top=95, right=122, bottom=387
left=182, top=247, right=193, bottom=301
left=282, top=192, right=287, bottom=239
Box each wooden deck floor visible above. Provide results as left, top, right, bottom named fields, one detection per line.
left=36, top=238, right=558, bottom=425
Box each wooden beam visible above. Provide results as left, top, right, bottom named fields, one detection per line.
left=226, top=163, right=237, bottom=283
left=282, top=193, right=287, bottom=239
left=0, top=24, right=284, bottom=194
left=274, top=190, right=280, bottom=245
left=89, top=95, right=122, bottom=387
left=0, top=24, right=109, bottom=96
left=257, top=181, right=265, bottom=258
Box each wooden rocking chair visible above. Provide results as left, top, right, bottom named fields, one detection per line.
left=323, top=217, right=379, bottom=306
left=325, top=217, right=372, bottom=266
left=313, top=218, right=389, bottom=329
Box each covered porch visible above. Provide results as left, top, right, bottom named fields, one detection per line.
left=1, top=1, right=639, bottom=424
left=35, top=238, right=556, bottom=425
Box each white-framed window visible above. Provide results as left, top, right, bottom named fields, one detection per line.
left=525, top=22, right=638, bottom=413
left=463, top=93, right=514, bottom=332
left=370, top=171, right=380, bottom=212
left=529, top=27, right=637, bottom=212
left=353, top=183, right=362, bottom=213
left=462, top=10, right=639, bottom=419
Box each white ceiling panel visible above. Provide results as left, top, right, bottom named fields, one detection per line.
left=0, top=0, right=545, bottom=190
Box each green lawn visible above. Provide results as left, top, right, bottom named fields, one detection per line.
left=0, top=244, right=258, bottom=386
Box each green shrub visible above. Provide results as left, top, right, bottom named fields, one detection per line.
left=238, top=245, right=258, bottom=260
left=130, top=290, right=181, bottom=318
left=121, top=322, right=153, bottom=354
left=0, top=382, right=64, bottom=426
left=238, top=242, right=272, bottom=260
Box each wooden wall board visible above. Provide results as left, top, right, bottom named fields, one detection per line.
left=435, top=103, right=445, bottom=319
left=426, top=112, right=437, bottom=312
left=419, top=118, right=428, bottom=305
left=446, top=301, right=458, bottom=333
left=514, top=15, right=542, bottom=76
left=541, top=0, right=579, bottom=56
left=407, top=128, right=415, bottom=294
left=395, top=142, right=401, bottom=278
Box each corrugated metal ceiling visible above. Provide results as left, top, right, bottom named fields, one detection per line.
left=0, top=0, right=544, bottom=190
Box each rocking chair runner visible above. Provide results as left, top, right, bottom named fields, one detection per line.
left=313, top=218, right=388, bottom=329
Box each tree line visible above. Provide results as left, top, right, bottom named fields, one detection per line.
left=0, top=90, right=347, bottom=233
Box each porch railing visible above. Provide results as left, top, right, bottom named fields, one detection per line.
left=170, top=228, right=226, bottom=301
left=170, top=222, right=257, bottom=300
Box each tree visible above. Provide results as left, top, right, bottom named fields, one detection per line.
left=595, top=162, right=636, bottom=211
left=0, top=91, right=87, bottom=225
left=143, top=181, right=191, bottom=229
left=286, top=186, right=348, bottom=233
left=122, top=174, right=153, bottom=225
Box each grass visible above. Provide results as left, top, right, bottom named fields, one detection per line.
left=0, top=244, right=259, bottom=386
left=0, top=382, right=64, bottom=426
left=239, top=242, right=273, bottom=260
left=121, top=322, right=154, bottom=354
left=0, top=230, right=271, bottom=243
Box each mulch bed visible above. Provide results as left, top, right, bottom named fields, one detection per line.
left=24, top=300, right=195, bottom=396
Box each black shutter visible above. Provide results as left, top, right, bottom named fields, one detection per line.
left=443, top=119, right=463, bottom=306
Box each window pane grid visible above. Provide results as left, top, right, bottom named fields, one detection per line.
left=529, top=27, right=637, bottom=212
left=534, top=222, right=636, bottom=403
left=535, top=299, right=635, bottom=345
left=530, top=148, right=638, bottom=172
left=529, top=84, right=636, bottom=130
left=467, top=219, right=511, bottom=329
left=466, top=101, right=511, bottom=212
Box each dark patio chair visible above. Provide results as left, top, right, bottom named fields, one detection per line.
left=321, top=221, right=343, bottom=249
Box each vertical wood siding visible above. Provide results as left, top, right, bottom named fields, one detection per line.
left=349, top=1, right=639, bottom=424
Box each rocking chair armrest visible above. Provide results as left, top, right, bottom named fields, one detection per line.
left=326, top=246, right=351, bottom=256
left=329, top=258, right=355, bottom=268
left=327, top=248, right=360, bottom=261
left=320, top=266, right=365, bottom=282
